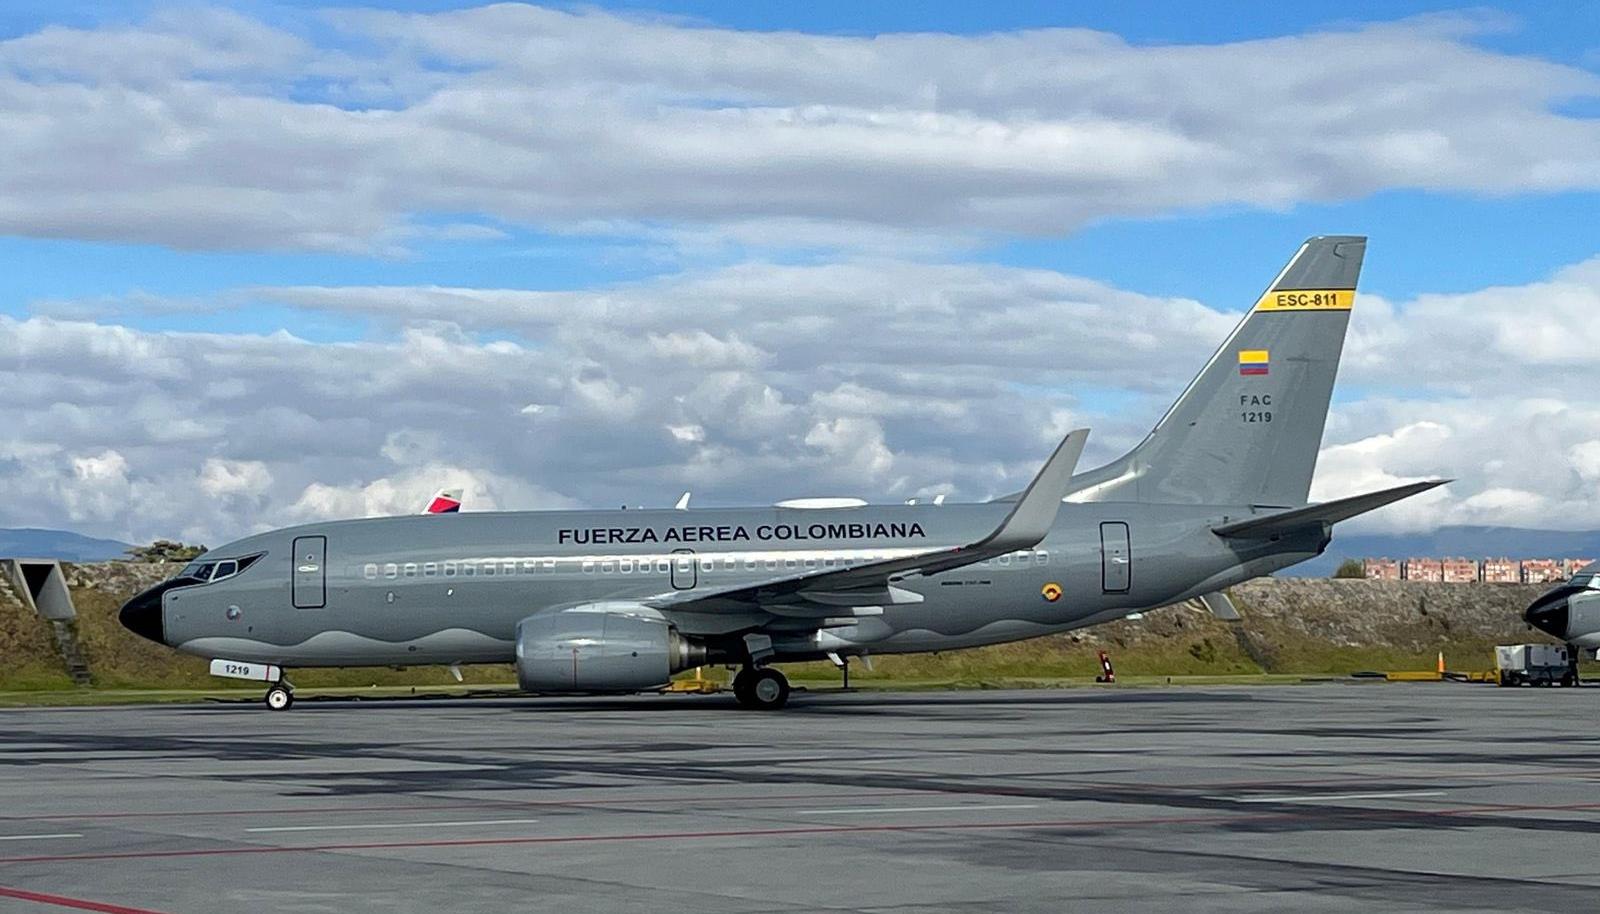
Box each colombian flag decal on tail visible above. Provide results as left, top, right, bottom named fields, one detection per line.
left=1238, top=350, right=1269, bottom=376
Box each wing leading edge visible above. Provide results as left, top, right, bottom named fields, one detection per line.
left=647, top=428, right=1090, bottom=614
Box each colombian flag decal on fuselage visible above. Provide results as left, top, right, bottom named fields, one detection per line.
left=1238, top=350, right=1269, bottom=376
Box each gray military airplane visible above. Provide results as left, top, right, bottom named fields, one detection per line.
left=121, top=235, right=1446, bottom=710
left=1525, top=561, right=1600, bottom=657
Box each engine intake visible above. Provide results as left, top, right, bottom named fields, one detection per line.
left=515, top=604, right=708, bottom=692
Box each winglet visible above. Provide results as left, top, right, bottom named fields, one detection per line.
left=1212, top=479, right=1449, bottom=538
left=979, top=429, right=1089, bottom=552
left=421, top=488, right=463, bottom=515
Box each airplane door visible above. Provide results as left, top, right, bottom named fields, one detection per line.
left=1100, top=522, right=1130, bottom=594
left=292, top=535, right=327, bottom=608
left=671, top=548, right=697, bottom=590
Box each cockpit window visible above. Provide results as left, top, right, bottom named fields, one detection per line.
left=1571, top=573, right=1595, bottom=590
left=184, top=562, right=216, bottom=582
left=177, top=552, right=264, bottom=585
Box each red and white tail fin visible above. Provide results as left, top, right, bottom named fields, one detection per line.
left=421, top=488, right=463, bottom=514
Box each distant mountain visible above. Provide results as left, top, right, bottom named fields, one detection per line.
left=0, top=528, right=133, bottom=562
left=1288, top=526, right=1600, bottom=578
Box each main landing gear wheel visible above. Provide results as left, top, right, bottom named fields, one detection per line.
left=736, top=668, right=790, bottom=711
left=264, top=685, right=293, bottom=711
left=731, top=668, right=754, bottom=705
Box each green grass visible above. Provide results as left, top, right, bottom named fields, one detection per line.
left=6, top=574, right=1591, bottom=706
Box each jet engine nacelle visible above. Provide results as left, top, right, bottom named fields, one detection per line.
left=515, top=604, right=707, bottom=692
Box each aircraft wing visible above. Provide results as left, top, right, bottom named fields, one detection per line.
left=1210, top=479, right=1449, bottom=538
left=647, top=429, right=1089, bottom=614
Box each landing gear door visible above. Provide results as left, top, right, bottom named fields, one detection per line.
left=671, top=548, right=697, bottom=590
left=292, top=535, right=327, bottom=609
left=1100, top=522, right=1130, bottom=594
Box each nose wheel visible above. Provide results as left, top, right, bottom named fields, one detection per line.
left=733, top=667, right=789, bottom=710
left=264, top=683, right=294, bottom=711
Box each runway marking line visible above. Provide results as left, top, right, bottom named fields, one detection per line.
left=0, top=814, right=1281, bottom=865
left=1, top=790, right=924, bottom=822
left=0, top=835, right=81, bottom=843
left=1208, top=791, right=1447, bottom=804
left=2, top=798, right=1591, bottom=867
left=245, top=818, right=540, bottom=833
left=0, top=885, right=169, bottom=914
left=797, top=804, right=1039, bottom=815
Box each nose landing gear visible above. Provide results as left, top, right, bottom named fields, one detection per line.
left=732, top=666, right=790, bottom=710
left=264, top=679, right=294, bottom=711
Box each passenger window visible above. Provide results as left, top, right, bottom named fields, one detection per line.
left=482, top=562, right=495, bottom=576
left=443, top=562, right=456, bottom=577
left=582, top=561, right=594, bottom=574
left=462, top=563, right=475, bottom=577
left=723, top=558, right=735, bottom=570
left=699, top=559, right=711, bottom=572
left=364, top=563, right=379, bottom=580
left=423, top=562, right=437, bottom=577
left=744, top=559, right=757, bottom=570
left=620, top=559, right=633, bottom=573
left=766, top=558, right=778, bottom=570
left=657, top=560, right=669, bottom=573
left=1036, top=551, right=1049, bottom=566
left=384, top=563, right=398, bottom=579
left=403, top=563, right=417, bottom=578
left=601, top=561, right=615, bottom=574
left=803, top=558, right=816, bottom=570
left=784, top=558, right=797, bottom=570
left=522, top=560, right=537, bottom=575
left=543, top=559, right=556, bottom=572
left=503, top=561, right=515, bottom=575
left=998, top=555, right=1011, bottom=566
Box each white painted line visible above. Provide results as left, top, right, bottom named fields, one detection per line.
left=1208, top=790, right=1447, bottom=804
left=0, top=833, right=82, bottom=841
left=245, top=818, right=541, bottom=834
left=796, top=804, right=1038, bottom=816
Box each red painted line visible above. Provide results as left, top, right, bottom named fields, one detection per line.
left=1, top=790, right=925, bottom=823
left=0, top=885, right=170, bottom=914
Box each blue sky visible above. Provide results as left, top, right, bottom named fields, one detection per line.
left=3, top=2, right=1596, bottom=327
left=0, top=1, right=1597, bottom=541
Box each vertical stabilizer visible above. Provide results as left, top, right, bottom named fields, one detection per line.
left=1068, top=235, right=1365, bottom=508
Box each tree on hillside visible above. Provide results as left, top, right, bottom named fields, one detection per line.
left=1333, top=559, right=1366, bottom=579
left=125, top=540, right=206, bottom=563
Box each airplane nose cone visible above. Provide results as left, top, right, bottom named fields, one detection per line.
left=1524, top=591, right=1571, bottom=641
left=118, top=583, right=169, bottom=645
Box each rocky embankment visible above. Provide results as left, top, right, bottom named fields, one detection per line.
left=0, top=563, right=1557, bottom=690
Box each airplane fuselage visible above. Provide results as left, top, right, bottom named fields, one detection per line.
left=136, top=501, right=1323, bottom=669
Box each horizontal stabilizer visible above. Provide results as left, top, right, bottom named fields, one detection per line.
left=1212, top=480, right=1449, bottom=539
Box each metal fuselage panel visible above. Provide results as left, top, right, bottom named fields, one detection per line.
left=159, top=503, right=1319, bottom=667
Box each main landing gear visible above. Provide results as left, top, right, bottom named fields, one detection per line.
left=264, top=679, right=294, bottom=711
left=731, top=666, right=790, bottom=710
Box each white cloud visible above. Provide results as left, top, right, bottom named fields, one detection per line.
left=198, top=458, right=272, bottom=498
left=6, top=247, right=1600, bottom=542
left=0, top=6, right=1593, bottom=252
